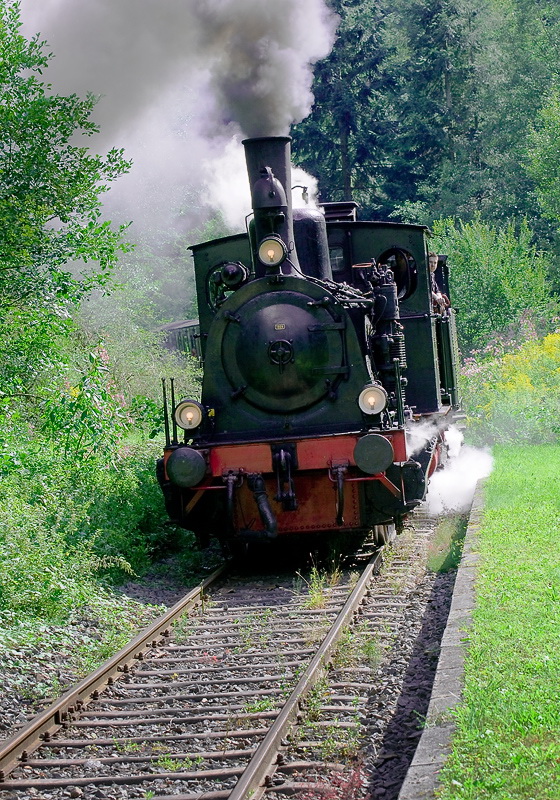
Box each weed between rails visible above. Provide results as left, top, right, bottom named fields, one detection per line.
left=294, top=715, right=362, bottom=762
left=243, top=696, right=277, bottom=714
left=112, top=739, right=144, bottom=754
left=331, top=621, right=384, bottom=671
left=294, top=565, right=343, bottom=609
left=302, top=678, right=330, bottom=722
left=171, top=614, right=196, bottom=644
left=153, top=754, right=204, bottom=771
left=233, top=608, right=274, bottom=649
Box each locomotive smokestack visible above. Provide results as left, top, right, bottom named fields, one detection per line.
left=242, top=136, right=299, bottom=276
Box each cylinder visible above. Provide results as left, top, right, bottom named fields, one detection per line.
left=293, top=208, right=332, bottom=281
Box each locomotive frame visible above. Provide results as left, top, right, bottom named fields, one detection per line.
left=157, top=136, right=461, bottom=551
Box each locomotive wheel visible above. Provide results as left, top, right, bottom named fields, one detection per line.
left=223, top=536, right=274, bottom=567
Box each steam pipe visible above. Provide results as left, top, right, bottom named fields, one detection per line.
left=162, top=378, right=171, bottom=447
left=170, top=377, right=178, bottom=444
left=393, top=358, right=405, bottom=427
left=241, top=473, right=278, bottom=540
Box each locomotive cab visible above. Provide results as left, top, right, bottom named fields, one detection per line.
left=322, top=214, right=459, bottom=416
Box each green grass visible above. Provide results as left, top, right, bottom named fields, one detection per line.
left=437, top=444, right=560, bottom=800
left=427, top=515, right=468, bottom=573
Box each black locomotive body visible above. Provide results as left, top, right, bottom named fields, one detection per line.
left=158, top=136, right=460, bottom=549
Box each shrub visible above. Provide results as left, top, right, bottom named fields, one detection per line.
left=431, top=217, right=556, bottom=355
left=42, top=346, right=131, bottom=459
left=461, top=329, right=560, bottom=445
left=0, top=404, right=169, bottom=619
left=0, top=488, right=102, bottom=618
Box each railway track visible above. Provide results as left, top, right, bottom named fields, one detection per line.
left=0, top=513, right=442, bottom=800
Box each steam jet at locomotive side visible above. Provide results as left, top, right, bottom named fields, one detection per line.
left=157, top=136, right=460, bottom=550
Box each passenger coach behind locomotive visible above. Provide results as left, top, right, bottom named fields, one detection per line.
left=157, top=136, right=460, bottom=548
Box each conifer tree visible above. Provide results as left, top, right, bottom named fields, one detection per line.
left=291, top=0, right=394, bottom=217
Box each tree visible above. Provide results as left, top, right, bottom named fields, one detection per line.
left=379, top=0, right=480, bottom=219
left=434, top=0, right=560, bottom=228
left=526, top=90, right=560, bottom=226
left=291, top=0, right=394, bottom=216
left=0, top=1, right=130, bottom=314
left=291, top=0, right=482, bottom=221
left=432, top=217, right=555, bottom=354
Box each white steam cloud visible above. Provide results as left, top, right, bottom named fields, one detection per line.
left=425, top=427, right=494, bottom=516
left=406, top=419, right=441, bottom=458
left=203, top=136, right=320, bottom=230
left=20, top=0, right=337, bottom=231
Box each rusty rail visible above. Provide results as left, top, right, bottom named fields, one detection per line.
left=0, top=563, right=227, bottom=781
left=229, top=550, right=383, bottom=800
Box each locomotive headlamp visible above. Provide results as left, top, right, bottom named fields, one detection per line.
left=174, top=399, right=204, bottom=430
left=258, top=236, right=288, bottom=267
left=221, top=261, right=248, bottom=288
left=358, top=384, right=388, bottom=415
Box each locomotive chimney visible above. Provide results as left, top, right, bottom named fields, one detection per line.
left=242, top=136, right=299, bottom=277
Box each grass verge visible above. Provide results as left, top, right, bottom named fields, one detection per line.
left=437, top=444, right=560, bottom=799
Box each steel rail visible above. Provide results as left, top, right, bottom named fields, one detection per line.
left=229, top=550, right=383, bottom=800
left=0, top=563, right=227, bottom=781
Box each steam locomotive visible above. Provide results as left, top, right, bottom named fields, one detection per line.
left=157, top=136, right=460, bottom=551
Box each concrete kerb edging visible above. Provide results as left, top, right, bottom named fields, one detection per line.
left=397, top=480, right=486, bottom=800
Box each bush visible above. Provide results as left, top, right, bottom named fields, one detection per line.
left=78, top=260, right=202, bottom=419
left=0, top=450, right=168, bottom=618
left=0, top=490, right=97, bottom=617
left=0, top=405, right=169, bottom=619
left=431, top=217, right=556, bottom=355
left=42, top=345, right=131, bottom=458
left=461, top=328, right=560, bottom=445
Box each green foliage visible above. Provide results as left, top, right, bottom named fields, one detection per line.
left=432, top=215, right=560, bottom=446
left=0, top=419, right=169, bottom=618
left=0, top=326, right=175, bottom=617
left=425, top=0, right=543, bottom=224
left=78, top=233, right=201, bottom=410
left=0, top=1, right=130, bottom=313
left=381, top=0, right=478, bottom=216
left=92, top=232, right=198, bottom=328
left=292, top=0, right=482, bottom=219
left=393, top=0, right=560, bottom=229
left=0, top=4, right=202, bottom=638
left=43, top=346, right=130, bottom=458
left=289, top=0, right=560, bottom=241
left=292, top=0, right=394, bottom=213
left=526, top=89, right=560, bottom=226
left=0, top=1, right=132, bottom=403
left=0, top=305, right=70, bottom=396
left=431, top=216, right=555, bottom=354
left=461, top=330, right=560, bottom=445
left=0, top=490, right=100, bottom=617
